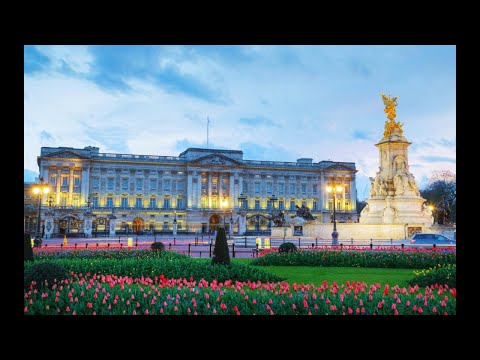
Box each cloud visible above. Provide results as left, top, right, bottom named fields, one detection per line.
left=419, top=156, right=456, bottom=163
left=40, top=130, right=54, bottom=142
left=239, top=115, right=279, bottom=128
left=24, top=45, right=50, bottom=74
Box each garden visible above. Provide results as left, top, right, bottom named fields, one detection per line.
left=24, top=234, right=456, bottom=315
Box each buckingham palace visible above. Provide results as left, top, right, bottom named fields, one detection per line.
left=26, top=146, right=359, bottom=237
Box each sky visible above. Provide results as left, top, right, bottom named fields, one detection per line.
left=24, top=45, right=456, bottom=200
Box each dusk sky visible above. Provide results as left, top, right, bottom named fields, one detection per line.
left=24, top=45, right=456, bottom=200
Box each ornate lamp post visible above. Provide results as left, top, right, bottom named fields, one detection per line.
left=173, top=210, right=177, bottom=236
left=326, top=179, right=343, bottom=245
left=32, top=176, right=50, bottom=248
left=237, top=193, right=247, bottom=236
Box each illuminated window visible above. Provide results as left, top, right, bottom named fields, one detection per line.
left=255, top=200, right=260, bottom=210
left=121, top=197, right=128, bottom=208
left=62, top=177, right=68, bottom=186
left=177, top=198, right=183, bottom=209
left=163, top=198, right=170, bottom=209
left=73, top=196, right=79, bottom=207
left=279, top=200, right=284, bottom=210
left=201, top=197, right=207, bottom=208
left=92, top=196, right=98, bottom=208
left=74, top=177, right=80, bottom=187
left=222, top=178, right=228, bottom=191
left=313, top=201, right=318, bottom=211
left=135, top=198, right=143, bottom=209
left=50, top=176, right=57, bottom=186
left=106, top=197, right=113, bottom=208
left=212, top=198, right=218, bottom=208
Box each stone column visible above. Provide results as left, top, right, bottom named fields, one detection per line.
left=197, top=172, right=202, bottom=208
left=208, top=172, right=212, bottom=208
left=84, top=212, right=93, bottom=237
left=56, top=168, right=61, bottom=205
left=238, top=174, right=243, bottom=207
left=108, top=213, right=117, bottom=236
left=350, top=175, right=357, bottom=211
left=80, top=165, right=90, bottom=206
left=68, top=168, right=74, bottom=205
left=320, top=174, right=326, bottom=210
left=187, top=171, right=193, bottom=209
left=219, top=174, right=223, bottom=199
left=44, top=210, right=55, bottom=239
left=229, top=173, right=235, bottom=207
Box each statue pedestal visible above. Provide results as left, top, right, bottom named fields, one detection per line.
left=360, top=197, right=433, bottom=226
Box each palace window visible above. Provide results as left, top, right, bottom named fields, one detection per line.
left=290, top=184, right=295, bottom=194
left=122, top=178, right=129, bottom=190
left=178, top=180, right=184, bottom=191
left=135, top=198, right=143, bottom=209
left=278, top=200, right=284, bottom=210
left=92, top=196, right=99, bottom=208
left=290, top=200, right=296, bottom=211
left=74, top=177, right=81, bottom=187
left=73, top=196, right=79, bottom=207
left=267, top=183, right=272, bottom=193
left=212, top=198, right=218, bottom=208
left=201, top=177, right=207, bottom=194
left=302, top=200, right=307, bottom=208
left=222, top=178, right=228, bottom=191
left=313, top=184, right=318, bottom=195
left=106, top=197, right=113, bottom=209
left=163, top=198, right=170, bottom=209
left=255, top=200, right=260, bottom=210
left=107, top=178, right=114, bottom=191
left=313, top=201, right=318, bottom=211
left=121, top=197, right=128, bottom=208
left=243, top=182, right=248, bottom=192
left=149, top=197, right=157, bottom=209
left=345, top=201, right=350, bottom=211
left=201, top=197, right=207, bottom=208
left=278, top=183, right=284, bottom=194
left=62, top=176, right=69, bottom=187
left=61, top=195, right=67, bottom=207
left=177, top=198, right=184, bottom=209
left=136, top=179, right=143, bottom=190
left=150, top=179, right=157, bottom=190
left=50, top=176, right=56, bottom=186
left=301, top=184, right=306, bottom=194
left=254, top=183, right=260, bottom=194
left=92, top=178, right=99, bottom=188
left=164, top=180, right=171, bottom=191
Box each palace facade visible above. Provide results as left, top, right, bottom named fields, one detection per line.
left=31, top=146, right=358, bottom=236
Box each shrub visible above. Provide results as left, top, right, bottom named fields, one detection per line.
left=24, top=233, right=33, bottom=262
left=24, top=262, right=68, bottom=289
left=278, top=242, right=297, bottom=254
left=212, top=227, right=230, bottom=265
left=408, top=264, right=456, bottom=287
left=151, top=242, right=165, bottom=253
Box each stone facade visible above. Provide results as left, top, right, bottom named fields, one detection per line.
left=33, top=146, right=358, bottom=236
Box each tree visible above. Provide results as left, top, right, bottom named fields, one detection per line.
left=24, top=232, right=33, bottom=262
left=211, top=227, right=230, bottom=265
left=356, top=200, right=367, bottom=215
left=420, top=170, right=456, bottom=224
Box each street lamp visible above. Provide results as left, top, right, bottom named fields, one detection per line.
left=220, top=196, right=228, bottom=228
left=173, top=210, right=177, bottom=236
left=326, top=178, right=342, bottom=245
left=238, top=193, right=247, bottom=211
left=32, top=176, right=50, bottom=248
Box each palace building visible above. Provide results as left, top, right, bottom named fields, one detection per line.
left=31, top=146, right=358, bottom=237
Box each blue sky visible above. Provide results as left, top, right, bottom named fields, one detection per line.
left=24, top=45, right=456, bottom=200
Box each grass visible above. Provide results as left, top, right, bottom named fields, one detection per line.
left=227, top=259, right=414, bottom=287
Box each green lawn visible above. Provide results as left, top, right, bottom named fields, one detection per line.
left=229, top=259, right=415, bottom=287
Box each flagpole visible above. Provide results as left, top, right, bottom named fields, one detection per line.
left=207, top=116, right=209, bottom=149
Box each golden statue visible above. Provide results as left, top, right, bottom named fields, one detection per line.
left=381, top=92, right=404, bottom=138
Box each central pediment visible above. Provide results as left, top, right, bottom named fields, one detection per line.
left=43, top=149, right=90, bottom=159
left=191, top=154, right=243, bottom=166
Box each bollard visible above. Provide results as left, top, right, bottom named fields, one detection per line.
left=108, top=243, right=110, bottom=248
left=169, top=243, right=171, bottom=250
left=390, top=238, right=393, bottom=245
left=86, top=243, right=88, bottom=249
left=75, top=243, right=77, bottom=249
left=209, top=243, right=212, bottom=258
left=316, top=238, right=318, bottom=247
left=60, top=243, right=63, bottom=249
left=311, top=243, right=314, bottom=248
left=96, top=243, right=99, bottom=249
left=136, top=239, right=138, bottom=247
left=188, top=243, right=191, bottom=256
left=200, top=251, right=202, bottom=258
left=245, top=237, right=247, bottom=248
left=401, top=243, right=404, bottom=250
left=120, top=243, right=123, bottom=249
left=298, top=237, right=301, bottom=248
left=45, top=244, right=47, bottom=249
left=433, top=244, right=436, bottom=249
left=351, top=238, right=353, bottom=245
left=119, top=239, right=121, bottom=244
left=174, top=237, right=176, bottom=245
left=232, top=243, right=236, bottom=258
left=340, top=243, right=343, bottom=251
left=369, top=241, right=373, bottom=250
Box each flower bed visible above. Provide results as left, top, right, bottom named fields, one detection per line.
left=408, top=264, right=456, bottom=288
left=24, top=274, right=456, bottom=315
left=24, top=256, right=283, bottom=284
left=32, top=248, right=179, bottom=261
left=252, top=247, right=456, bottom=269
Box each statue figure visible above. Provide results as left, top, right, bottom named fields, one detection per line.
left=368, top=177, right=376, bottom=197
left=422, top=202, right=433, bottom=218
left=271, top=210, right=286, bottom=227
left=360, top=203, right=369, bottom=217
left=374, top=173, right=387, bottom=197
left=381, top=92, right=404, bottom=138
left=436, top=196, right=451, bottom=225
left=394, top=162, right=420, bottom=197
left=295, top=205, right=315, bottom=220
